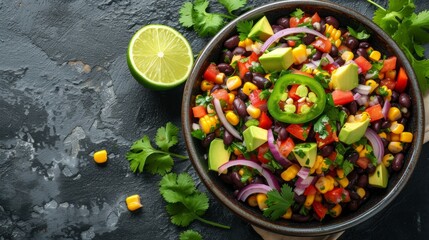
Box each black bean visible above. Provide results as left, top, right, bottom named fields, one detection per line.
left=241, top=71, right=252, bottom=83
left=347, top=151, right=359, bottom=163
left=220, top=172, right=232, bottom=184
left=335, top=57, right=345, bottom=66
left=350, top=191, right=361, bottom=200
left=330, top=45, right=339, bottom=57
left=381, top=138, right=389, bottom=148
left=277, top=17, right=290, bottom=28
left=210, top=84, right=222, bottom=93
left=303, top=33, right=316, bottom=45
left=375, top=95, right=384, bottom=106
left=252, top=72, right=264, bottom=78
left=359, top=75, right=366, bottom=84
left=312, top=50, right=323, bottom=60
left=347, top=171, right=358, bottom=186
left=252, top=75, right=271, bottom=89
left=381, top=120, right=391, bottom=129
left=357, top=174, right=368, bottom=188
left=341, top=106, right=350, bottom=116
left=399, top=93, right=411, bottom=108
left=325, top=16, right=339, bottom=28
left=278, top=128, right=289, bottom=141
left=347, top=101, right=358, bottom=115
left=356, top=48, right=368, bottom=59
left=291, top=214, right=311, bottom=222
left=294, top=194, right=306, bottom=204
left=348, top=200, right=360, bottom=211
left=223, top=130, right=234, bottom=146
left=251, top=176, right=264, bottom=184
left=371, top=119, right=382, bottom=133
left=221, top=50, right=233, bottom=63
left=217, top=63, right=234, bottom=75
left=399, top=117, right=407, bottom=125
left=232, top=46, right=246, bottom=56
left=367, top=163, right=376, bottom=174
left=391, top=91, right=399, bottom=102
left=237, top=88, right=248, bottom=101
left=320, top=145, right=334, bottom=157
left=345, top=36, right=359, bottom=50
left=359, top=42, right=370, bottom=48
left=233, top=98, right=247, bottom=118
left=201, top=132, right=215, bottom=148
left=392, top=153, right=405, bottom=171
left=224, top=35, right=240, bottom=50
left=403, top=110, right=411, bottom=118
left=231, top=171, right=245, bottom=190
left=318, top=19, right=326, bottom=33
left=272, top=25, right=284, bottom=34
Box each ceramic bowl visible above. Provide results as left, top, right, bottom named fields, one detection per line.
left=181, top=0, right=424, bottom=236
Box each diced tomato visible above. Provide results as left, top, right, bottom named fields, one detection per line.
left=286, top=124, right=311, bottom=141
left=249, top=89, right=267, bottom=111
left=203, top=63, right=220, bottom=82
left=237, top=61, right=249, bottom=79
left=380, top=78, right=396, bottom=90
left=257, top=143, right=270, bottom=164
left=327, top=151, right=337, bottom=161
left=324, top=188, right=349, bottom=204
left=288, top=84, right=301, bottom=100
left=322, top=63, right=339, bottom=74
left=277, top=137, right=295, bottom=158
left=258, top=111, right=273, bottom=129
left=312, top=38, right=332, bottom=53
left=380, top=56, right=397, bottom=73
left=312, top=201, right=328, bottom=220
left=354, top=56, right=372, bottom=74
left=304, top=184, right=317, bottom=196
left=289, top=16, right=303, bottom=28
left=356, top=157, right=369, bottom=169
left=211, top=88, right=230, bottom=103
left=394, top=67, right=408, bottom=93
left=365, top=104, right=384, bottom=122
left=248, top=52, right=259, bottom=63
left=192, top=105, right=207, bottom=118
left=331, top=90, right=354, bottom=106
left=311, top=12, right=321, bottom=23
left=315, top=124, right=338, bottom=148
left=287, top=40, right=296, bottom=47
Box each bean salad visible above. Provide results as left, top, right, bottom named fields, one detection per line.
left=190, top=9, right=413, bottom=222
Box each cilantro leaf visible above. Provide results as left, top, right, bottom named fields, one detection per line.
left=191, top=129, right=205, bottom=140
left=290, top=8, right=304, bottom=18
left=409, top=10, right=429, bottom=44
left=237, top=20, right=254, bottom=41
left=313, top=115, right=330, bottom=139
left=347, top=26, right=370, bottom=40
left=263, top=185, right=295, bottom=220
left=180, top=230, right=202, bottom=240
left=160, top=173, right=196, bottom=203
left=126, top=123, right=188, bottom=175
left=218, top=0, right=247, bottom=15
left=179, top=2, right=195, bottom=28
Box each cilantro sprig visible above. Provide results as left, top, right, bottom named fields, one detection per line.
left=263, top=185, right=295, bottom=220
left=179, top=0, right=248, bottom=37
left=160, top=172, right=230, bottom=229
left=180, top=230, right=203, bottom=240
left=126, top=122, right=188, bottom=175
left=368, top=0, right=429, bottom=92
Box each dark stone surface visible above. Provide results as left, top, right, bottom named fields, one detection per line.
left=0, top=0, right=427, bottom=239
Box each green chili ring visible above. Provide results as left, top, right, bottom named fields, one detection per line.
left=267, top=74, right=326, bottom=124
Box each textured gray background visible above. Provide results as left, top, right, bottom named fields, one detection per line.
left=0, top=0, right=428, bottom=239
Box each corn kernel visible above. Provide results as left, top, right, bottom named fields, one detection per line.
left=282, top=207, right=293, bottom=219
left=388, top=142, right=403, bottom=153
left=215, top=72, right=225, bottom=85
left=359, top=146, right=369, bottom=158
left=356, top=187, right=366, bottom=199
left=242, top=82, right=258, bottom=95
left=369, top=50, right=381, bottom=61
left=247, top=104, right=261, bottom=119
left=200, top=80, right=214, bottom=92
left=226, top=76, right=242, bottom=91
left=325, top=24, right=334, bottom=36
left=400, top=132, right=413, bottom=143
left=387, top=107, right=402, bottom=121
left=330, top=204, right=342, bottom=218
left=281, top=164, right=300, bottom=181
left=94, top=150, right=108, bottom=164
left=199, top=115, right=218, bottom=134
left=378, top=132, right=387, bottom=139
left=126, top=194, right=143, bottom=211
left=225, top=111, right=239, bottom=126
left=382, top=153, right=394, bottom=167
left=333, top=29, right=342, bottom=40
left=304, top=194, right=315, bottom=207
left=390, top=133, right=400, bottom=142
left=228, top=93, right=235, bottom=105
left=341, top=51, right=354, bottom=62
left=244, top=38, right=253, bottom=47
left=337, top=177, right=349, bottom=188
left=336, top=169, right=345, bottom=179
left=247, top=195, right=258, bottom=207
left=256, top=193, right=268, bottom=210
left=310, top=155, right=324, bottom=174
left=315, top=176, right=335, bottom=194
left=292, top=44, right=308, bottom=64
left=365, top=80, right=379, bottom=94
left=334, top=39, right=342, bottom=48
left=390, top=121, right=404, bottom=134
left=314, top=192, right=323, bottom=202
left=238, top=40, right=246, bottom=48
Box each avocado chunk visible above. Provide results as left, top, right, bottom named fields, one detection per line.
left=330, top=63, right=359, bottom=91
left=292, top=143, right=317, bottom=168
left=338, top=118, right=370, bottom=144
left=259, top=47, right=294, bottom=72
left=243, top=126, right=268, bottom=151
left=248, top=16, right=274, bottom=41
left=369, top=163, right=389, bottom=188
left=208, top=138, right=231, bottom=172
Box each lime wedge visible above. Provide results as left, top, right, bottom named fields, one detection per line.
left=127, top=24, right=193, bottom=90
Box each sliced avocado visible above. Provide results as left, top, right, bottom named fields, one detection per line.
left=330, top=63, right=359, bottom=91
left=248, top=16, right=274, bottom=41
left=243, top=126, right=268, bottom=151
left=292, top=143, right=317, bottom=168
left=208, top=138, right=231, bottom=172
left=369, top=163, right=389, bottom=188
left=338, top=118, right=370, bottom=144
left=259, top=47, right=294, bottom=72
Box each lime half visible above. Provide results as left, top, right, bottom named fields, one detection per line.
left=127, top=24, right=194, bottom=90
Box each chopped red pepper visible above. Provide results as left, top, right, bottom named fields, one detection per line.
left=277, top=137, right=295, bottom=158
left=257, top=143, right=270, bottom=164
left=312, top=38, right=332, bottom=53
left=203, top=63, right=220, bottom=82
left=380, top=56, right=397, bottom=73
left=192, top=105, right=207, bottom=118
left=286, top=124, right=311, bottom=141
left=331, top=90, right=354, bottom=106
left=365, top=104, right=384, bottom=122
left=354, top=56, right=372, bottom=74
left=258, top=111, right=273, bottom=129
left=313, top=201, right=328, bottom=220
left=394, top=67, right=408, bottom=93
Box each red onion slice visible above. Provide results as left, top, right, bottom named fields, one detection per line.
left=236, top=183, right=273, bottom=201
left=267, top=129, right=292, bottom=167
left=297, top=167, right=310, bottom=179
left=294, top=176, right=315, bottom=195
left=382, top=100, right=391, bottom=120
left=356, top=95, right=368, bottom=106
left=353, top=92, right=362, bottom=101
left=365, top=128, right=384, bottom=164
left=354, top=84, right=372, bottom=95
left=260, top=27, right=327, bottom=52
left=260, top=167, right=281, bottom=190
left=213, top=98, right=242, bottom=140
left=322, top=53, right=334, bottom=64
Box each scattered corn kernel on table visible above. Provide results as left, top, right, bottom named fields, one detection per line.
left=0, top=0, right=428, bottom=239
